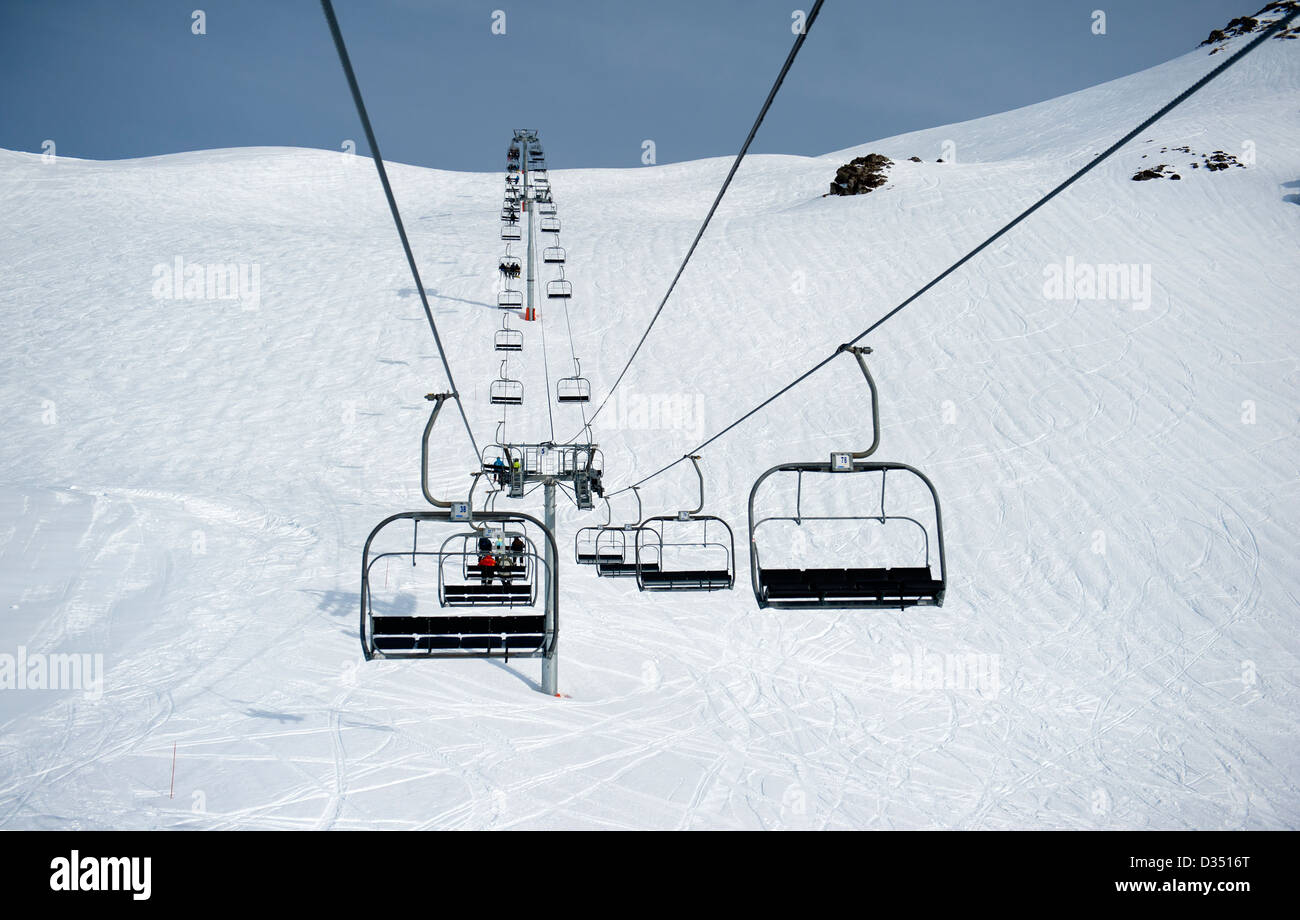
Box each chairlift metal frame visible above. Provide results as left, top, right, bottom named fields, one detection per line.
left=490, top=360, right=523, bottom=405
left=495, top=318, right=523, bottom=352
left=635, top=456, right=735, bottom=592
left=359, top=394, right=559, bottom=665
left=556, top=360, right=591, bottom=403
left=747, top=346, right=947, bottom=609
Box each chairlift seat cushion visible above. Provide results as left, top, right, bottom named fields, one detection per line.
left=639, top=569, right=732, bottom=588
left=372, top=614, right=545, bottom=650
left=760, top=567, right=942, bottom=601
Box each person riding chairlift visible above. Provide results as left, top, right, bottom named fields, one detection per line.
left=492, top=457, right=509, bottom=487
left=477, top=551, right=496, bottom=585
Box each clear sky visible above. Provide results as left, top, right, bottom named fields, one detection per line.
left=0, top=0, right=1256, bottom=171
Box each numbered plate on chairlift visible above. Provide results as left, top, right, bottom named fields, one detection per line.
left=449, top=502, right=472, bottom=522
left=830, top=452, right=853, bottom=472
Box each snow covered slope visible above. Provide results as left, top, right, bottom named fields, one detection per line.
left=1, top=21, right=1297, bottom=829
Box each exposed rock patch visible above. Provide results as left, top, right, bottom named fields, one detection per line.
left=1133, top=145, right=1245, bottom=181
left=827, top=154, right=893, bottom=196
left=1202, top=2, right=1300, bottom=54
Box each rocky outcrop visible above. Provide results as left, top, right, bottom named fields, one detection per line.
left=828, top=154, right=893, bottom=196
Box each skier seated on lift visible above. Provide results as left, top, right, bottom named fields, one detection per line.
left=509, top=535, right=526, bottom=566
left=477, top=552, right=496, bottom=585
left=492, top=457, right=509, bottom=486
left=590, top=473, right=605, bottom=499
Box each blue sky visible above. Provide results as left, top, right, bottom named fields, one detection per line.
left=0, top=0, right=1254, bottom=170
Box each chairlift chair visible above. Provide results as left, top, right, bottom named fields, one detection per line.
left=501, top=224, right=521, bottom=241
left=747, top=346, right=947, bottom=609
left=547, top=269, right=572, bottom=299
left=538, top=200, right=557, bottom=216
left=490, top=361, right=523, bottom=405
left=543, top=245, right=566, bottom=264
left=575, top=526, right=623, bottom=567
left=588, top=490, right=661, bottom=578
left=363, top=514, right=556, bottom=658
left=495, top=325, right=523, bottom=352
left=635, top=457, right=735, bottom=592
left=498, top=288, right=523, bottom=309
left=575, top=497, right=623, bottom=566
left=540, top=216, right=560, bottom=233
left=359, top=395, right=558, bottom=665
left=556, top=360, right=591, bottom=403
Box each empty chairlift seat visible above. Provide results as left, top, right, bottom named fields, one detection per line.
left=556, top=361, right=590, bottom=403
left=757, top=566, right=943, bottom=607
left=748, top=461, right=947, bottom=610
left=575, top=526, right=623, bottom=567
left=634, top=515, right=734, bottom=592
left=543, top=246, right=566, bottom=264
left=540, top=216, right=560, bottom=233
left=501, top=224, right=521, bottom=241
left=495, top=326, right=523, bottom=351
left=490, top=379, right=523, bottom=406
left=498, top=289, right=523, bottom=309
left=556, top=377, right=590, bottom=403
left=598, top=527, right=658, bottom=578
left=490, top=362, right=523, bottom=405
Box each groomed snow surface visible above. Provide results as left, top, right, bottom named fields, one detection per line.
left=1, top=28, right=1297, bottom=829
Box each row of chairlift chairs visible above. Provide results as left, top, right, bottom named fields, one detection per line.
left=572, top=347, right=947, bottom=608
left=492, top=156, right=590, bottom=407
left=361, top=350, right=946, bottom=666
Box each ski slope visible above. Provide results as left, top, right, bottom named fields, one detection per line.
left=1, top=23, right=1297, bottom=829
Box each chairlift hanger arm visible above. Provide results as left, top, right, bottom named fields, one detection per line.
left=421, top=392, right=457, bottom=508
left=683, top=455, right=704, bottom=517
left=837, top=345, right=880, bottom=459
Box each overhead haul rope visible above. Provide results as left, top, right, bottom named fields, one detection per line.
left=568, top=0, right=827, bottom=442
left=602, top=9, right=1297, bottom=499
left=527, top=157, right=558, bottom=443
left=321, top=0, right=481, bottom=461
left=551, top=224, right=593, bottom=433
